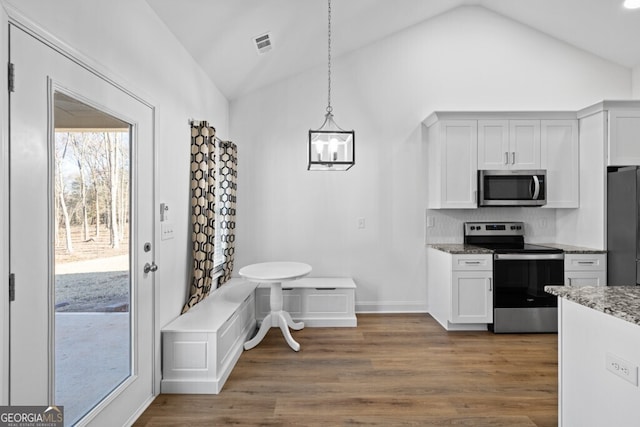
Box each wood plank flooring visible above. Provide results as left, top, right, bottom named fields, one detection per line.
left=135, top=314, right=558, bottom=426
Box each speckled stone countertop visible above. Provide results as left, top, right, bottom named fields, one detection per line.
left=428, top=243, right=605, bottom=254
left=427, top=244, right=493, bottom=254
left=539, top=243, right=606, bottom=254
left=545, top=285, right=640, bottom=326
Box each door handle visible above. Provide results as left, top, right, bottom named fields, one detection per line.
left=144, top=262, right=158, bottom=274
left=532, top=175, right=540, bottom=200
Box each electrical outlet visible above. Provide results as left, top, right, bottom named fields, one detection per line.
left=426, top=216, right=435, bottom=228
left=606, top=352, right=638, bottom=386
left=357, top=217, right=366, bottom=229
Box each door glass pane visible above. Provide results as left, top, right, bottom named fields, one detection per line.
left=53, top=92, right=131, bottom=425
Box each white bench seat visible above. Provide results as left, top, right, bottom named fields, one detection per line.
left=255, top=277, right=357, bottom=327
left=161, top=279, right=256, bottom=394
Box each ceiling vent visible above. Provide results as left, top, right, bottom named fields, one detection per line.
left=253, top=32, right=273, bottom=55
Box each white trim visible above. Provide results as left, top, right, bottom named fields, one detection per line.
left=0, top=0, right=10, bottom=406
left=356, top=301, right=428, bottom=313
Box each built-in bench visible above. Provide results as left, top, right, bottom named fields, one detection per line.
left=160, top=277, right=357, bottom=394
left=255, top=277, right=357, bottom=327
left=160, top=279, right=256, bottom=394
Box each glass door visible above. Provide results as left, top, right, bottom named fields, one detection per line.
left=53, top=93, right=132, bottom=425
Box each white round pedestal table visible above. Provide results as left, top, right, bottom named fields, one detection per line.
left=240, top=262, right=312, bottom=351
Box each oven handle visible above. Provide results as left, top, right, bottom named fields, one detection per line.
left=494, top=253, right=564, bottom=261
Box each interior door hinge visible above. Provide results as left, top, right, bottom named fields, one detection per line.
left=9, top=273, right=15, bottom=302
left=8, top=62, right=15, bottom=93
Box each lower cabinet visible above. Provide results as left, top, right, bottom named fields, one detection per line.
left=564, top=253, right=606, bottom=287
left=427, top=248, right=493, bottom=331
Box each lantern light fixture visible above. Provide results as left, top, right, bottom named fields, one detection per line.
left=308, top=0, right=355, bottom=171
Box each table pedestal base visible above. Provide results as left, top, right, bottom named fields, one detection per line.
left=244, top=311, right=304, bottom=351
left=243, top=282, right=305, bottom=351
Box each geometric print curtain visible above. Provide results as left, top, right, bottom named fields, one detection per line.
left=218, top=140, right=237, bottom=285
left=182, top=121, right=217, bottom=314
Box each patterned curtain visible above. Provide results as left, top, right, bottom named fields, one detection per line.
left=182, top=122, right=217, bottom=314
left=218, top=141, right=238, bottom=284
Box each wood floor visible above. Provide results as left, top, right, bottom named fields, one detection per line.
left=135, top=314, right=558, bottom=426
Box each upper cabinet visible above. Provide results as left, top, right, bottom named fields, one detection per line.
left=478, top=120, right=540, bottom=170
left=541, top=120, right=579, bottom=208
left=425, top=112, right=579, bottom=209
left=425, top=119, right=478, bottom=209
left=608, top=109, right=640, bottom=166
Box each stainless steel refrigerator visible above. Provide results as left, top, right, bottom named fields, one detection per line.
left=607, top=166, right=640, bottom=285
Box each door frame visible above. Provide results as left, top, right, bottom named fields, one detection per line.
left=1, top=2, right=161, bottom=411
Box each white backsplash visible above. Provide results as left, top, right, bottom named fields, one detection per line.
left=425, top=208, right=556, bottom=244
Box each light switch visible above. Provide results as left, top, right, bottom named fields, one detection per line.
left=161, top=222, right=175, bottom=240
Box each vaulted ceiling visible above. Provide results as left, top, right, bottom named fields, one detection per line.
left=145, top=0, right=640, bottom=100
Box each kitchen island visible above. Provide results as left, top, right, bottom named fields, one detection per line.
left=545, top=285, right=640, bottom=427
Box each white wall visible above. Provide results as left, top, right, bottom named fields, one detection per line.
left=634, top=65, right=640, bottom=98
left=0, top=0, right=229, bottom=393
left=230, top=6, right=631, bottom=313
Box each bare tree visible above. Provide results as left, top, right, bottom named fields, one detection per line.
left=70, top=133, right=90, bottom=241
left=55, top=136, right=73, bottom=253
left=105, top=131, right=120, bottom=249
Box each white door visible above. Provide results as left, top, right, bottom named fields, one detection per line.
left=9, top=24, right=155, bottom=425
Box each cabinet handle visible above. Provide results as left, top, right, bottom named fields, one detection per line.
left=488, top=278, right=492, bottom=291
left=511, top=152, right=516, bottom=165
left=577, top=261, right=594, bottom=265
left=504, top=152, right=509, bottom=165
left=283, top=288, right=294, bottom=291
left=567, top=278, right=572, bottom=286
left=464, top=261, right=481, bottom=264
left=315, top=288, right=336, bottom=290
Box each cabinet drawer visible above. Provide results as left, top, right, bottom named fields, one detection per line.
left=452, top=254, right=492, bottom=271
left=565, top=254, right=606, bottom=271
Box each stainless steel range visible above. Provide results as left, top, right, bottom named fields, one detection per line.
left=464, top=222, right=564, bottom=333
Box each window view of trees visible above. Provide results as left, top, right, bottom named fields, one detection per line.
left=54, top=130, right=130, bottom=261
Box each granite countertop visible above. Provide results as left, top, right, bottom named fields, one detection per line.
left=427, top=244, right=493, bottom=254
left=539, top=243, right=606, bottom=254
left=428, top=243, right=605, bottom=254
left=545, top=285, right=640, bottom=326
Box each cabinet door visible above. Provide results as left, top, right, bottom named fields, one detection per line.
left=565, top=271, right=606, bottom=287
left=541, top=120, right=579, bottom=208
left=510, top=120, right=541, bottom=169
left=451, top=271, right=493, bottom=323
left=478, top=120, right=509, bottom=170
left=608, top=109, right=640, bottom=166
left=439, top=120, right=478, bottom=208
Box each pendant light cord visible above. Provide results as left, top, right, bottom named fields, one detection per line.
left=326, top=0, right=333, bottom=114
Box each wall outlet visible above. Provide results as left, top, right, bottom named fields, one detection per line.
left=606, top=352, right=638, bottom=386
left=357, top=217, right=366, bottom=229
left=426, top=216, right=435, bottom=228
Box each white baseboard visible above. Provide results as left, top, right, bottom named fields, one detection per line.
left=356, top=301, right=428, bottom=313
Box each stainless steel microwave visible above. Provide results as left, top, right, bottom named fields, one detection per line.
left=478, top=170, right=546, bottom=207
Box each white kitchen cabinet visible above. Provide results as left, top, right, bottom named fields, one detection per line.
left=427, top=248, right=493, bottom=330
left=425, top=119, right=478, bottom=208
left=451, top=270, right=493, bottom=324
left=541, top=119, right=579, bottom=208
left=608, top=109, right=640, bottom=166
left=477, top=119, right=540, bottom=170
left=564, top=253, right=606, bottom=287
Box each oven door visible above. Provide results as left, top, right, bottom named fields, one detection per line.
left=493, top=253, right=564, bottom=308
left=478, top=170, right=546, bottom=206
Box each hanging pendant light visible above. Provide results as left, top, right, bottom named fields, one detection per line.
left=308, top=0, right=355, bottom=171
